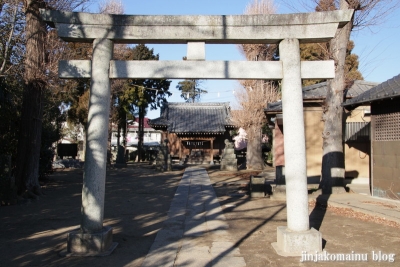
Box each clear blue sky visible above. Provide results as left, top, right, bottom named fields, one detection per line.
left=88, top=0, right=400, bottom=119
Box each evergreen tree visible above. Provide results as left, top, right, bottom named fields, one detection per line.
left=300, top=40, right=363, bottom=86
left=120, top=44, right=171, bottom=160
left=345, top=41, right=363, bottom=84
left=299, top=0, right=363, bottom=86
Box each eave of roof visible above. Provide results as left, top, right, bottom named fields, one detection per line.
left=149, top=102, right=234, bottom=133
left=265, top=80, right=377, bottom=113
left=343, top=74, right=400, bottom=108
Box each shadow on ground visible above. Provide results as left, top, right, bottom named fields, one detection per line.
left=1, top=163, right=399, bottom=267
left=0, top=163, right=182, bottom=267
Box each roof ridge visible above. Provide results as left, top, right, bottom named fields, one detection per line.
left=352, top=80, right=379, bottom=85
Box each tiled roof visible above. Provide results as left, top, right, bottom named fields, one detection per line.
left=265, top=80, right=377, bottom=112
left=265, top=101, right=282, bottom=113
left=343, top=74, right=400, bottom=107
left=149, top=102, right=233, bottom=133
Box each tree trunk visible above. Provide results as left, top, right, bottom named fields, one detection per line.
left=107, top=101, right=113, bottom=165
left=117, top=125, right=121, bottom=147
left=246, top=125, right=263, bottom=170
left=138, top=106, right=145, bottom=161
left=319, top=0, right=352, bottom=194
left=15, top=0, right=46, bottom=196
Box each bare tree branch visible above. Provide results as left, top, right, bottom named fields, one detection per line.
left=279, top=0, right=400, bottom=30
left=98, top=0, right=124, bottom=14
left=231, top=0, right=280, bottom=170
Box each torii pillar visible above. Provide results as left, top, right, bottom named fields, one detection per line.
left=270, top=38, right=321, bottom=256
left=65, top=38, right=118, bottom=256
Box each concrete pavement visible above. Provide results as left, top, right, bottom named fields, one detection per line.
left=314, top=185, right=400, bottom=225
left=142, top=166, right=400, bottom=266
left=141, top=167, right=246, bottom=267
left=259, top=167, right=400, bottom=225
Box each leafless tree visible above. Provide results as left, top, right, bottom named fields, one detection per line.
left=280, top=0, right=399, bottom=193
left=232, top=81, right=280, bottom=169
left=98, top=0, right=123, bottom=14
left=318, top=0, right=399, bottom=193
left=232, top=0, right=280, bottom=170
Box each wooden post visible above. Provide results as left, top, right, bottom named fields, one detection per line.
left=210, top=138, right=214, bottom=163
left=179, top=138, right=183, bottom=160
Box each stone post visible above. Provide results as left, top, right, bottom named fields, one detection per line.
left=272, top=39, right=322, bottom=256
left=220, top=139, right=237, bottom=171
left=164, top=139, right=172, bottom=171
left=64, top=38, right=117, bottom=256
left=115, top=145, right=127, bottom=168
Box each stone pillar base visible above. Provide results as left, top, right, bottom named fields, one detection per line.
left=60, top=226, right=118, bottom=257
left=272, top=226, right=322, bottom=257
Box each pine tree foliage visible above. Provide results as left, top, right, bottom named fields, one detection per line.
left=345, top=40, right=364, bottom=83
left=300, top=40, right=363, bottom=86
left=120, top=44, right=171, bottom=111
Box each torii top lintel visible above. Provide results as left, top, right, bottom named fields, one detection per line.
left=40, top=9, right=353, bottom=44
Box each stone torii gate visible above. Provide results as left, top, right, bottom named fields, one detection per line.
left=41, top=9, right=353, bottom=256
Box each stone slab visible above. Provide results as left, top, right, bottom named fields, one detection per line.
left=211, top=247, right=241, bottom=257
left=187, top=42, right=205, bottom=61
left=59, top=60, right=335, bottom=81
left=301, top=61, right=334, bottom=79
left=111, top=60, right=282, bottom=80
left=206, top=220, right=229, bottom=231
left=211, top=257, right=246, bottom=267
left=41, top=9, right=353, bottom=43
left=175, top=246, right=211, bottom=267
left=154, top=228, right=184, bottom=242
left=272, top=226, right=322, bottom=257
left=59, top=60, right=91, bottom=78
left=184, top=223, right=207, bottom=237
left=141, top=167, right=246, bottom=266
left=142, top=241, right=180, bottom=267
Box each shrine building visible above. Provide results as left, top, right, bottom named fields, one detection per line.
left=149, top=102, right=235, bottom=164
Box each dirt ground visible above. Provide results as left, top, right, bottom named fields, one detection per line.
left=1, top=163, right=399, bottom=267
